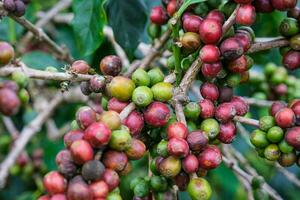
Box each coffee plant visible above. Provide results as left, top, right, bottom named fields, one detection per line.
left=1, top=0, right=300, bottom=199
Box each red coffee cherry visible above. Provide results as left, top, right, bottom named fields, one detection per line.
left=235, top=32, right=252, bottom=51
left=254, top=0, right=274, bottom=13
left=123, top=111, right=144, bottom=136
left=215, top=103, right=236, bottom=123
left=182, top=154, right=199, bottom=174
left=275, top=108, right=295, bottom=128
left=102, top=169, right=120, bottom=191
left=230, top=96, right=249, bottom=116
left=198, top=145, right=222, bottom=170
left=0, top=88, right=20, bottom=116
left=102, top=150, right=128, bottom=172
left=285, top=127, right=300, bottom=149
left=199, top=45, right=220, bottom=63
left=199, top=18, right=222, bottom=44
left=89, top=75, right=105, bottom=93
left=150, top=6, right=168, bottom=25
left=89, top=180, right=109, bottom=199
left=43, top=171, right=67, bottom=195
left=0, top=41, right=14, bottom=66
left=234, top=0, right=253, bottom=3
left=38, top=195, right=50, bottom=200
left=108, top=97, right=129, bottom=113
left=283, top=51, right=300, bottom=70
left=219, top=86, right=233, bottom=102
left=236, top=4, right=256, bottom=26
left=199, top=99, right=215, bottom=118
left=144, top=102, right=170, bottom=127
left=291, top=100, right=300, bottom=125
left=206, top=10, right=225, bottom=24
left=100, top=55, right=122, bottom=76
left=56, top=150, right=73, bottom=165
left=70, top=139, right=93, bottom=165
left=70, top=60, right=90, bottom=74
left=125, top=139, right=146, bottom=160
left=76, top=106, right=97, bottom=129
left=50, top=194, right=67, bottom=200
left=218, top=121, right=237, bottom=144
left=227, top=55, right=248, bottom=73
left=187, top=130, right=209, bottom=152
left=220, top=37, right=244, bottom=60
left=167, top=122, right=188, bottom=139
left=183, top=15, right=202, bottom=33
left=167, top=137, right=189, bottom=158
left=201, top=62, right=222, bottom=79
left=271, top=0, right=296, bottom=10
left=270, top=101, right=287, bottom=116
left=274, top=83, right=288, bottom=96
left=67, top=176, right=92, bottom=200
left=200, top=82, right=219, bottom=102
left=287, top=7, right=300, bottom=18
left=84, top=122, right=112, bottom=148
left=167, top=0, right=177, bottom=16
left=64, top=130, right=84, bottom=149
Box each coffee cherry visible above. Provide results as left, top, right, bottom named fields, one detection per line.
left=199, top=99, right=215, bottom=118
left=235, top=32, right=252, bottom=51
left=201, top=62, right=222, bottom=79
left=279, top=139, right=294, bottom=153
left=182, top=154, right=199, bottom=173
left=144, top=102, right=170, bottom=127
left=56, top=149, right=73, bottom=165
left=219, top=86, right=233, bottom=102
left=38, top=195, right=50, bottom=200
left=283, top=51, right=300, bottom=70
left=253, top=0, right=274, bottom=13
left=107, top=98, right=128, bottom=113
left=50, top=194, right=67, bottom=200
left=174, top=171, right=190, bottom=191
left=250, top=129, right=269, bottom=148
left=230, top=96, right=249, bottom=116
left=76, top=106, right=97, bottom=129
left=132, top=86, right=153, bottom=107
left=234, top=0, right=253, bottom=3
left=289, top=34, right=300, bottom=50
left=64, top=130, right=84, bottom=148
left=275, top=108, right=295, bottom=128
left=167, top=137, right=189, bottom=158
left=0, top=41, right=14, bottom=66
left=270, top=101, right=286, bottom=116
left=259, top=116, right=275, bottom=131
left=267, top=126, right=284, bottom=143
left=285, top=127, right=300, bottom=149
left=264, top=144, right=281, bottom=161
left=57, top=161, right=77, bottom=180
left=84, top=122, right=111, bottom=148
left=183, top=15, right=202, bottom=33
left=89, top=75, right=105, bottom=93
left=99, top=111, right=121, bottom=130
left=158, top=156, right=181, bottom=177
left=100, top=55, right=122, bottom=76
left=181, top=32, right=201, bottom=51
left=184, top=102, right=201, bottom=119
left=151, top=82, right=173, bottom=102
left=148, top=68, right=164, bottom=86
left=200, top=82, right=219, bottom=101
left=287, top=7, right=300, bottom=18
left=167, top=122, right=188, bottom=139
left=0, top=88, right=20, bottom=116
left=199, top=19, right=222, bottom=44
left=227, top=55, right=248, bottom=73
left=70, top=60, right=90, bottom=74
left=103, top=150, right=128, bottom=172
left=236, top=4, right=256, bottom=26
left=187, top=178, right=212, bottom=200
left=167, top=0, right=177, bottom=16
left=67, top=176, right=92, bottom=200
left=107, top=76, right=135, bottom=101
left=206, top=10, right=225, bottom=24
left=220, top=37, right=244, bottom=60
left=187, top=130, right=208, bottom=153
left=80, top=81, right=91, bottom=95
left=226, top=73, right=242, bottom=87
left=125, top=139, right=146, bottom=160
left=133, top=179, right=150, bottom=198
left=81, top=160, right=105, bottom=181
left=199, top=45, right=220, bottom=63
left=3, top=0, right=16, bottom=12
left=132, top=68, right=151, bottom=87
left=200, top=118, right=220, bottom=139
left=291, top=101, right=300, bottom=125
left=218, top=121, right=236, bottom=144
left=123, top=111, right=144, bottom=136
left=70, top=140, right=93, bottom=165
left=89, top=180, right=109, bottom=199
left=215, top=103, right=236, bottom=123
left=150, top=175, right=168, bottom=192
left=198, top=145, right=222, bottom=170
left=278, top=152, right=296, bottom=167
left=279, top=18, right=299, bottom=37
left=43, top=171, right=67, bottom=195
left=102, top=169, right=120, bottom=191
left=274, top=83, right=288, bottom=96
left=150, top=6, right=168, bottom=25
left=109, top=129, right=132, bottom=151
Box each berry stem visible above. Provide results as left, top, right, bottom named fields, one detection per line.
left=247, top=38, right=289, bottom=54
left=222, top=4, right=240, bottom=39
left=233, top=116, right=259, bottom=127
left=244, top=97, right=274, bottom=107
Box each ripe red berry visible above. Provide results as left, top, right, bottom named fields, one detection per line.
left=144, top=102, right=170, bottom=127
left=230, top=96, right=249, bottom=116
left=219, top=86, right=233, bottom=102
left=288, top=7, right=300, bottom=18
left=199, top=99, right=215, bottom=118
left=125, top=139, right=146, bottom=160
left=108, top=98, right=128, bottom=113
left=76, top=106, right=97, bottom=129
left=167, top=137, right=189, bottom=158
left=167, top=0, right=177, bottom=16
left=234, top=0, right=253, bottom=3
left=283, top=51, right=300, bottom=70
left=150, top=6, right=168, bottom=25
left=122, top=111, right=144, bottom=136
left=274, top=83, right=288, bottom=96
left=206, top=10, right=225, bottom=24
left=254, top=0, right=274, bottom=13
left=227, top=55, right=248, bottom=73
left=200, top=82, right=219, bottom=102
left=275, top=108, right=295, bottom=128
left=183, top=15, right=203, bottom=33
left=270, top=101, right=287, bottom=116
left=38, top=195, right=50, bottom=200
left=199, top=45, right=220, bottom=63
left=186, top=130, right=208, bottom=152
left=285, top=127, right=300, bottom=150
left=50, top=194, right=67, bottom=200
left=102, top=150, right=128, bottom=172
left=199, top=19, right=222, bottom=44
left=56, top=150, right=73, bottom=166
left=235, top=32, right=252, bottom=51
left=0, top=88, right=20, bottom=116
left=198, top=145, right=222, bottom=170
left=215, top=103, right=236, bottom=123
left=70, top=140, right=94, bottom=165
left=100, top=55, right=122, bottom=76
left=84, top=122, right=112, bottom=148
left=220, top=37, right=244, bottom=60
left=218, top=121, right=237, bottom=144
left=67, top=176, right=92, bottom=200
left=291, top=100, right=300, bottom=125
left=182, top=154, right=199, bottom=174
left=236, top=4, right=256, bottom=26
left=89, top=180, right=109, bottom=199
left=43, top=171, right=67, bottom=195
left=70, top=60, right=90, bottom=74
left=102, top=169, right=120, bottom=191
left=167, top=122, right=188, bottom=139
left=0, top=41, right=14, bottom=66
left=201, top=62, right=222, bottom=79
left=64, top=130, right=84, bottom=149
left=271, top=0, right=297, bottom=10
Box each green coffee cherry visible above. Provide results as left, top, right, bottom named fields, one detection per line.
left=150, top=175, right=168, bottom=192
left=279, top=140, right=294, bottom=153
left=187, top=178, right=212, bottom=200
left=200, top=118, right=220, bottom=140
left=264, top=144, right=281, bottom=161
left=159, top=156, right=181, bottom=178
left=11, top=71, right=29, bottom=88
left=266, top=126, right=284, bottom=143
left=101, top=96, right=108, bottom=110
left=246, top=56, right=254, bottom=70
left=19, top=88, right=29, bottom=105
left=151, top=82, right=173, bottom=102
left=289, top=34, right=300, bottom=50
left=226, top=73, right=241, bottom=87
left=109, top=129, right=132, bottom=151
left=132, top=86, right=153, bottom=107
left=279, top=46, right=291, bottom=56
left=264, top=63, right=277, bottom=76
left=132, top=69, right=151, bottom=87
left=147, top=23, right=161, bottom=39
left=279, top=18, right=299, bottom=37
left=194, top=2, right=209, bottom=16
left=130, top=177, right=144, bottom=190
left=111, top=187, right=121, bottom=194
left=256, top=148, right=265, bottom=158
left=157, top=140, right=169, bottom=157
left=184, top=102, right=201, bottom=119
left=107, top=193, right=122, bottom=200
left=270, top=67, right=288, bottom=85
left=252, top=92, right=267, bottom=100
left=9, top=164, right=20, bottom=176
left=207, top=0, right=222, bottom=8
left=250, top=129, right=269, bottom=148
left=220, top=1, right=236, bottom=18
left=134, top=179, right=150, bottom=197
left=167, top=56, right=175, bottom=70
left=259, top=116, right=275, bottom=131
left=150, top=158, right=160, bottom=175
left=148, top=68, right=164, bottom=86
left=108, top=76, right=136, bottom=101
left=253, top=189, right=269, bottom=200
left=187, top=121, right=197, bottom=132
left=251, top=176, right=265, bottom=190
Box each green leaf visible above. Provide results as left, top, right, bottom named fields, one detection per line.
left=177, top=0, right=207, bottom=16
left=21, top=51, right=64, bottom=70
left=72, top=0, right=107, bottom=56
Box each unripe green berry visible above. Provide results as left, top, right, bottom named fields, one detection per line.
left=226, top=73, right=241, bottom=87
left=107, top=76, right=135, bottom=101
left=148, top=68, right=164, bottom=86
left=184, top=102, right=201, bottom=119
left=18, top=88, right=29, bottom=105
left=279, top=18, right=299, bottom=37
left=266, top=126, right=284, bottom=143
left=109, top=129, right=132, bottom=151
left=264, top=144, right=281, bottom=161
left=250, top=129, right=269, bottom=148
left=290, top=34, right=300, bottom=50
left=253, top=189, right=269, bottom=200
left=264, top=63, right=277, bottom=76
left=132, top=86, right=153, bottom=107
left=150, top=175, right=168, bottom=192
left=279, top=140, right=294, bottom=153
left=157, top=140, right=169, bottom=157
left=251, top=176, right=265, bottom=190
left=187, top=178, right=212, bottom=200
left=200, top=118, right=220, bottom=140
left=107, top=193, right=122, bottom=200
left=167, top=56, right=175, bottom=70
left=151, top=82, right=173, bottom=102
left=259, top=116, right=275, bottom=131
left=11, top=71, right=28, bottom=88
left=147, top=23, right=161, bottom=39
left=130, top=177, right=144, bottom=190
left=132, top=69, right=151, bottom=87
left=133, top=179, right=149, bottom=198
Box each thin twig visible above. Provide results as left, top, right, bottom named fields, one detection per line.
left=119, top=102, right=136, bottom=121
left=2, top=116, right=19, bottom=139
left=244, top=97, right=274, bottom=107
left=222, top=5, right=240, bottom=36
left=233, top=116, right=259, bottom=127
left=275, top=164, right=300, bottom=188
left=247, top=38, right=289, bottom=54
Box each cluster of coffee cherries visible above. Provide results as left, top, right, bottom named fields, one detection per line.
left=251, top=100, right=300, bottom=167
left=2, top=0, right=30, bottom=17
left=249, top=63, right=300, bottom=101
